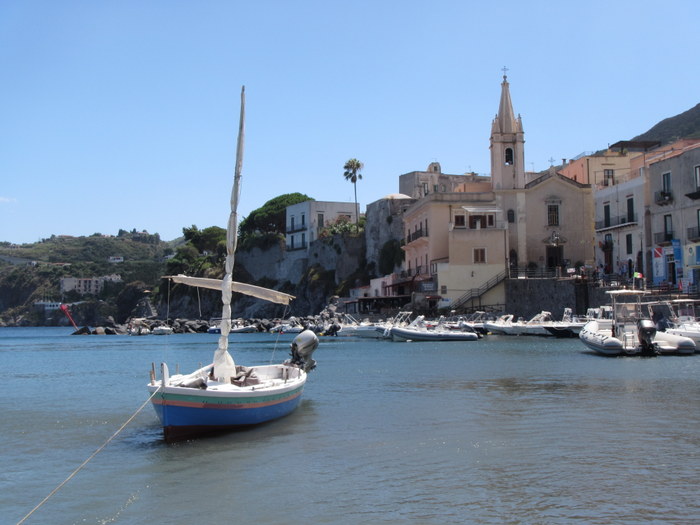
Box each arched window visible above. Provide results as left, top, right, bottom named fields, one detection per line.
left=505, top=148, right=514, bottom=165
left=507, top=209, right=515, bottom=223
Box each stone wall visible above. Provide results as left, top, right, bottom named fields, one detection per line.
left=505, top=278, right=612, bottom=319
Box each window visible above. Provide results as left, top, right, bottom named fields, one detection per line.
left=547, top=205, right=560, bottom=226
left=695, top=166, right=700, bottom=190
left=662, top=172, right=672, bottom=193
left=454, top=215, right=466, bottom=228
left=507, top=209, right=515, bottom=223
left=473, top=248, right=486, bottom=264
left=487, top=214, right=495, bottom=227
left=664, top=214, right=673, bottom=241
left=290, top=216, right=295, bottom=230
left=626, top=197, right=634, bottom=222
left=301, top=233, right=305, bottom=247
left=318, top=213, right=324, bottom=228
left=604, top=169, right=614, bottom=186
left=603, top=204, right=611, bottom=228
left=626, top=234, right=633, bottom=255
left=422, top=182, right=429, bottom=196
left=433, top=185, right=438, bottom=193
left=505, top=148, right=514, bottom=165
left=301, top=214, right=305, bottom=226
left=440, top=285, right=447, bottom=294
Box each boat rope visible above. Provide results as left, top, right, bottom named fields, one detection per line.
left=269, top=303, right=291, bottom=364
left=16, top=389, right=161, bottom=525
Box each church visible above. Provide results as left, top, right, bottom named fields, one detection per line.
left=396, top=73, right=594, bottom=311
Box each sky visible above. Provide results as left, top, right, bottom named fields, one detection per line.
left=2, top=1, right=699, bottom=244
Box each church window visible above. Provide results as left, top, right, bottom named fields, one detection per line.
left=505, top=148, right=514, bottom=165
left=507, top=209, right=515, bottom=223
left=547, top=205, right=560, bottom=226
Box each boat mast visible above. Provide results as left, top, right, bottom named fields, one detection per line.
left=213, top=86, right=245, bottom=382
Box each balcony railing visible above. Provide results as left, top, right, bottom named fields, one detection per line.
left=653, top=231, right=674, bottom=244
left=285, top=224, right=307, bottom=234
left=654, top=191, right=674, bottom=205
left=688, top=226, right=700, bottom=241
left=595, top=213, right=638, bottom=230
left=406, top=228, right=428, bottom=243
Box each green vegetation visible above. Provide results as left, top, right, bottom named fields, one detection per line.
left=238, top=193, right=313, bottom=251
left=378, top=239, right=404, bottom=276
left=318, top=215, right=365, bottom=239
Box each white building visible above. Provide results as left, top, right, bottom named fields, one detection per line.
left=60, top=274, right=122, bottom=295
left=285, top=200, right=358, bottom=252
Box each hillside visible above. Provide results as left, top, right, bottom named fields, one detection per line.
left=633, top=102, right=700, bottom=144
left=0, top=231, right=173, bottom=326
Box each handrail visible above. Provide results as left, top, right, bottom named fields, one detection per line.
left=451, top=270, right=507, bottom=309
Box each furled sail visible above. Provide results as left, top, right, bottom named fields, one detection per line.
left=212, top=86, right=246, bottom=383
left=166, top=274, right=295, bottom=305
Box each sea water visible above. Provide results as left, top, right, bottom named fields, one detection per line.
left=3, top=327, right=700, bottom=524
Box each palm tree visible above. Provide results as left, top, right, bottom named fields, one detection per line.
left=343, top=158, right=363, bottom=224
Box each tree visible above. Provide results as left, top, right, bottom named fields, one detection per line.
left=238, top=193, right=313, bottom=237
left=343, top=158, right=363, bottom=224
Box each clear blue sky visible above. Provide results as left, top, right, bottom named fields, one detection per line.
left=2, top=0, right=698, bottom=244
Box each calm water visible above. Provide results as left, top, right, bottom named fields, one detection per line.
left=3, top=327, right=700, bottom=524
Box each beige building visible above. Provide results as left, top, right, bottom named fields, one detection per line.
left=401, top=171, right=507, bottom=310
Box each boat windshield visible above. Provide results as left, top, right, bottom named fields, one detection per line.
left=614, top=302, right=643, bottom=322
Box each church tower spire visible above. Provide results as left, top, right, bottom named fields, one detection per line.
left=490, top=69, right=525, bottom=190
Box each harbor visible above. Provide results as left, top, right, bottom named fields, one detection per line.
left=4, top=327, right=700, bottom=524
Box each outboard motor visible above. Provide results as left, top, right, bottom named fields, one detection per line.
left=287, top=329, right=319, bottom=372
left=637, top=319, right=658, bottom=356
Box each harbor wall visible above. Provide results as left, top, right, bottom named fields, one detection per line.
left=505, top=278, right=612, bottom=319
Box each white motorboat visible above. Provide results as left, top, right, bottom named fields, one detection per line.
left=644, top=299, right=700, bottom=350
left=483, top=314, right=514, bottom=335
left=151, top=324, right=173, bottom=335
left=578, top=290, right=695, bottom=356
left=390, top=315, right=479, bottom=342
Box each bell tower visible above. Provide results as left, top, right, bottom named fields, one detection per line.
left=490, top=70, right=525, bottom=190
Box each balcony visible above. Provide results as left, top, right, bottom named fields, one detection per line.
left=285, top=224, right=308, bottom=234
left=406, top=228, right=428, bottom=244
left=595, top=213, right=638, bottom=231
left=654, top=191, right=674, bottom=205
left=686, top=188, right=700, bottom=200
left=688, top=226, right=700, bottom=242
left=653, top=231, right=674, bottom=245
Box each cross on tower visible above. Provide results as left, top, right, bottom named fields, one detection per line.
left=502, top=66, right=509, bottom=80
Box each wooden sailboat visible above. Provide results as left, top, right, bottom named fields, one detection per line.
left=147, top=87, right=319, bottom=441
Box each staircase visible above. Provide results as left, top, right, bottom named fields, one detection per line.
left=450, top=270, right=507, bottom=310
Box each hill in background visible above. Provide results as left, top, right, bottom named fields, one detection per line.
left=633, top=102, right=700, bottom=144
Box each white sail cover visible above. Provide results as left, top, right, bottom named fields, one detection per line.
left=212, top=86, right=247, bottom=382
left=167, top=274, right=295, bottom=305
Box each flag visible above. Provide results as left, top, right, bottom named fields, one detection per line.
left=633, top=272, right=643, bottom=278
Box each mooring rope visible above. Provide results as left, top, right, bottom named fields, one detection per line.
left=16, top=389, right=161, bottom=525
